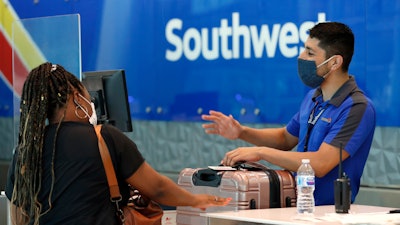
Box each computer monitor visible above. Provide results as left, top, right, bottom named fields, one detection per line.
left=82, top=69, right=133, bottom=132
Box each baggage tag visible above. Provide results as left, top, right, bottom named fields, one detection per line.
left=208, top=161, right=247, bottom=171
left=208, top=166, right=237, bottom=171
left=208, top=161, right=267, bottom=171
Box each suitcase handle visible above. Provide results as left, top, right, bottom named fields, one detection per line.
left=192, top=169, right=222, bottom=187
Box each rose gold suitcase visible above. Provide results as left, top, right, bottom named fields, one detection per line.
left=176, top=163, right=296, bottom=225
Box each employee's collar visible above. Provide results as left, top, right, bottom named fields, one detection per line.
left=312, top=76, right=362, bottom=107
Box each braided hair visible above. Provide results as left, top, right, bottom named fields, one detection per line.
left=11, top=62, right=84, bottom=225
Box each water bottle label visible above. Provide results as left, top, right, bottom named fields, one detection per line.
left=297, top=175, right=315, bottom=187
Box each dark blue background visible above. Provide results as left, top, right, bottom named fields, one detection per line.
left=4, top=0, right=400, bottom=126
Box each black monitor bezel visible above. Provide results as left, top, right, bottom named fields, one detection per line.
left=82, top=69, right=133, bottom=132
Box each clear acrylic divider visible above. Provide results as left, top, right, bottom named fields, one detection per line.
left=12, top=14, right=81, bottom=150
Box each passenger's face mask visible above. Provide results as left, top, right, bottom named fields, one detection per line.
left=297, top=56, right=334, bottom=88
left=75, top=94, right=97, bottom=125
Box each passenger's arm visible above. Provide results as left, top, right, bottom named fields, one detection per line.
left=125, top=162, right=231, bottom=209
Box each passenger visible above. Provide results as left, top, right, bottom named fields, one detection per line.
left=6, top=62, right=231, bottom=225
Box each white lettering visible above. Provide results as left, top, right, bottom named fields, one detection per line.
left=183, top=28, right=202, bottom=61
left=232, top=12, right=251, bottom=59
left=298, top=21, right=315, bottom=54
left=220, top=19, right=232, bottom=59
left=165, top=12, right=327, bottom=61
left=201, top=28, right=219, bottom=60
left=279, top=22, right=299, bottom=58
left=165, top=19, right=183, bottom=61
left=250, top=24, right=280, bottom=58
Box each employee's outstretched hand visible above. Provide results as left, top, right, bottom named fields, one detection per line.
left=201, top=110, right=242, bottom=140
left=191, top=194, right=232, bottom=211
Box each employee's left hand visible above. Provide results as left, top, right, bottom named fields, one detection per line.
left=222, top=147, right=263, bottom=166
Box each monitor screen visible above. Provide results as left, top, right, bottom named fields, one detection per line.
left=82, top=70, right=133, bottom=132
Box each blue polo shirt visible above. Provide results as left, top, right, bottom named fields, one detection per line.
left=286, top=76, right=376, bottom=205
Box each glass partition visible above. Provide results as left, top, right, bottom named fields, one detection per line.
left=12, top=14, right=81, bottom=151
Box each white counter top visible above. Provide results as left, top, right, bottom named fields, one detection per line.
left=202, top=205, right=400, bottom=225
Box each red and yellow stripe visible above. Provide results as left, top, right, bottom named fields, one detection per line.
left=0, top=0, right=45, bottom=96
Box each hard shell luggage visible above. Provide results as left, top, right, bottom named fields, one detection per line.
left=176, top=162, right=296, bottom=225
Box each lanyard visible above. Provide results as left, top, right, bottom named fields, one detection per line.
left=303, top=101, right=328, bottom=152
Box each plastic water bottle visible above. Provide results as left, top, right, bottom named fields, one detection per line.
left=296, top=159, right=315, bottom=214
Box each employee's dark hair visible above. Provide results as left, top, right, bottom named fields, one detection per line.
left=11, top=62, right=83, bottom=225
left=309, top=22, right=354, bottom=72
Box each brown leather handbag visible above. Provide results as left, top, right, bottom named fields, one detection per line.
left=95, top=125, right=163, bottom=225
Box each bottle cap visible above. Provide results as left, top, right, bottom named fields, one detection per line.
left=302, top=159, right=310, bottom=163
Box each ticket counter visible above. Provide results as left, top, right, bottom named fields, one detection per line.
left=203, top=205, right=399, bottom=225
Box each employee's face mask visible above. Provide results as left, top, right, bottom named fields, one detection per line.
left=297, top=56, right=334, bottom=88
left=74, top=94, right=97, bottom=125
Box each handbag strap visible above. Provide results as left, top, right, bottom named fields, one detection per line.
left=94, top=125, right=122, bottom=200
left=95, top=125, right=127, bottom=224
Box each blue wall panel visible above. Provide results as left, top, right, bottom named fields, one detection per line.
left=3, top=0, right=400, bottom=126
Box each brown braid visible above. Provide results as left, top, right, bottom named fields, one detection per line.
left=11, top=62, right=84, bottom=225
